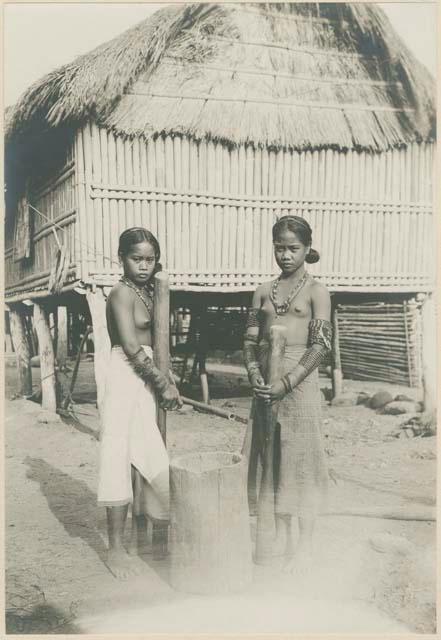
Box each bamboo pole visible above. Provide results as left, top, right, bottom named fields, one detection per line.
left=91, top=123, right=104, bottom=273
left=147, top=139, right=158, bottom=236
left=206, top=141, right=216, bottom=275
left=165, top=135, right=176, bottom=272
left=331, top=306, right=343, bottom=398
left=132, top=138, right=142, bottom=227
left=237, top=145, right=247, bottom=272
left=229, top=147, right=239, bottom=277
left=261, top=148, right=270, bottom=275
left=124, top=137, right=135, bottom=229
left=107, top=132, right=119, bottom=267
left=197, top=141, right=208, bottom=273
left=139, top=139, right=150, bottom=230
left=214, top=143, right=223, bottom=280
left=254, top=147, right=264, bottom=279
left=8, top=307, right=32, bottom=397
left=221, top=145, right=231, bottom=283
left=180, top=395, right=247, bottom=423
left=153, top=271, right=170, bottom=443
left=100, top=129, right=111, bottom=272
left=189, top=140, right=199, bottom=273
left=156, top=137, right=168, bottom=263
left=116, top=135, right=127, bottom=241
left=74, top=128, right=89, bottom=280
left=180, top=137, right=190, bottom=274
left=33, top=302, right=57, bottom=412
left=244, top=145, right=254, bottom=279
left=86, top=287, right=111, bottom=418
left=372, top=154, right=381, bottom=272
left=255, top=325, right=287, bottom=565
left=83, top=126, right=95, bottom=274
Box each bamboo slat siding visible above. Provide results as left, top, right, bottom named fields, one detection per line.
left=337, top=301, right=423, bottom=387
left=78, top=124, right=434, bottom=292
left=5, top=151, right=77, bottom=294
left=5, top=124, right=434, bottom=295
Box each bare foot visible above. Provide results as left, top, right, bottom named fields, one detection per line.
left=105, top=548, right=142, bottom=579
left=128, top=515, right=152, bottom=557
left=284, top=543, right=312, bottom=576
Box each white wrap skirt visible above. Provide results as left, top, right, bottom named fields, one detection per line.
left=97, top=345, right=169, bottom=520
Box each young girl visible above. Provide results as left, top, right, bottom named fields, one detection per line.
left=97, top=227, right=181, bottom=579
left=243, top=215, right=332, bottom=573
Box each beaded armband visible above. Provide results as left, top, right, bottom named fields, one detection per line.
left=308, top=319, right=333, bottom=351
left=128, top=348, right=169, bottom=394
left=285, top=320, right=333, bottom=390
left=246, top=308, right=261, bottom=330
left=243, top=333, right=261, bottom=380
left=298, top=320, right=333, bottom=371
left=298, top=347, right=327, bottom=371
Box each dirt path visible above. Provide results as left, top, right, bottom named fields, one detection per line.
left=4, top=360, right=436, bottom=634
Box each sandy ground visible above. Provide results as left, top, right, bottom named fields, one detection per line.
left=4, top=356, right=437, bottom=634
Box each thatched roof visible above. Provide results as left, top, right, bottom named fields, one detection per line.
left=5, top=3, right=436, bottom=152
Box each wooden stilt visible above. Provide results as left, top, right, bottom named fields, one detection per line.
left=62, top=326, right=92, bottom=409
left=331, top=304, right=343, bottom=398
left=33, top=303, right=57, bottom=412
left=420, top=293, right=436, bottom=416
left=56, top=306, right=68, bottom=369
left=153, top=271, right=170, bottom=444
left=86, top=287, right=111, bottom=418
left=8, top=306, right=32, bottom=397
left=198, top=306, right=210, bottom=405
left=5, top=330, right=14, bottom=354
left=152, top=271, right=171, bottom=559
left=255, top=325, right=287, bottom=565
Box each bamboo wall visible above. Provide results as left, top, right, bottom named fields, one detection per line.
left=78, top=123, right=435, bottom=292
left=5, top=122, right=435, bottom=296
left=5, top=144, right=77, bottom=296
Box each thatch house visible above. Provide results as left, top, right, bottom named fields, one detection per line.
left=4, top=3, right=436, bottom=406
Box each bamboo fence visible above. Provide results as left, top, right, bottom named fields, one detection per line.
left=337, top=301, right=423, bottom=386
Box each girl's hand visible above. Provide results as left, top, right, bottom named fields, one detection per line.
left=250, top=371, right=265, bottom=389
left=254, top=380, right=286, bottom=404
left=160, top=383, right=183, bottom=410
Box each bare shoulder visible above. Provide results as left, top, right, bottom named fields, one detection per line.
left=258, top=281, right=272, bottom=297
left=107, top=281, right=134, bottom=308
left=309, top=278, right=330, bottom=302
left=251, top=284, right=265, bottom=309
left=252, top=281, right=271, bottom=307
left=308, top=278, right=331, bottom=319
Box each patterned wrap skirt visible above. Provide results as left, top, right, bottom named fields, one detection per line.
left=97, top=345, right=169, bottom=520
left=245, top=342, right=328, bottom=518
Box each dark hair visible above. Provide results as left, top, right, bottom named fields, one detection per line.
left=118, top=227, right=163, bottom=276
left=272, top=215, right=320, bottom=264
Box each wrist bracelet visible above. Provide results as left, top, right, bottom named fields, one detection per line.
left=281, top=377, right=290, bottom=394
left=282, top=375, right=293, bottom=393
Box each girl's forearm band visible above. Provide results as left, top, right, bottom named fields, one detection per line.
left=128, top=348, right=169, bottom=393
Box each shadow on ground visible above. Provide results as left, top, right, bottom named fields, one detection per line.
left=24, top=457, right=107, bottom=564
left=6, top=603, right=83, bottom=634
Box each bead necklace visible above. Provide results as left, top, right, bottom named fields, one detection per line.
left=270, top=271, right=308, bottom=316
left=120, top=276, right=153, bottom=315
